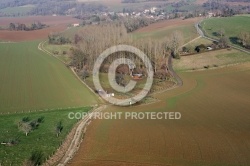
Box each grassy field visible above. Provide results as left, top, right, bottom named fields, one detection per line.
left=43, top=27, right=81, bottom=64
left=173, top=48, right=250, bottom=71
left=0, top=107, right=90, bottom=165
left=133, top=18, right=200, bottom=43
left=201, top=15, right=250, bottom=45
left=0, top=5, right=35, bottom=16
left=0, top=41, right=98, bottom=113
left=43, top=42, right=73, bottom=64
left=70, top=62, right=250, bottom=166
left=184, top=37, right=213, bottom=50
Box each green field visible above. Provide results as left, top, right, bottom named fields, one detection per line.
left=133, top=24, right=198, bottom=42
left=0, top=107, right=90, bottom=165
left=132, top=18, right=199, bottom=43
left=0, top=41, right=98, bottom=113
left=174, top=48, right=250, bottom=71
left=201, top=15, right=250, bottom=45
left=0, top=5, right=35, bottom=16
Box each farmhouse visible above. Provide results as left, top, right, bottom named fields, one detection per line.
left=207, top=12, right=215, bottom=18
left=73, top=23, right=80, bottom=27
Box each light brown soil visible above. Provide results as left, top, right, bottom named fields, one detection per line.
left=69, top=62, right=250, bottom=166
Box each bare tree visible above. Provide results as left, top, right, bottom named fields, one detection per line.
left=239, top=32, right=250, bottom=48
left=19, top=122, right=32, bottom=136
left=218, top=28, right=225, bottom=37
left=170, top=31, right=184, bottom=59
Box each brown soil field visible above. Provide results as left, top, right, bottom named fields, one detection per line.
left=0, top=26, right=65, bottom=41
left=69, top=62, right=250, bottom=166
left=0, top=16, right=80, bottom=41
left=134, top=17, right=201, bottom=33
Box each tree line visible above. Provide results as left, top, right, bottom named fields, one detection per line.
left=8, top=22, right=47, bottom=31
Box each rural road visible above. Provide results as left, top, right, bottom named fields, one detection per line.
left=195, top=20, right=250, bottom=54
left=57, top=105, right=107, bottom=166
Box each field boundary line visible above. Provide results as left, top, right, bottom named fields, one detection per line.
left=43, top=105, right=107, bottom=166
left=0, top=106, right=89, bottom=116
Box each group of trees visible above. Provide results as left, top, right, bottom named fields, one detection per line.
left=122, top=17, right=154, bottom=32
left=18, top=117, right=44, bottom=136
left=48, top=33, right=71, bottom=45
left=9, top=22, right=47, bottom=31
left=203, top=0, right=250, bottom=17
left=69, top=22, right=183, bottom=80
left=17, top=116, right=64, bottom=138
left=238, top=32, right=250, bottom=49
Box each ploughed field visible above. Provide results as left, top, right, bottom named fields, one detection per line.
left=0, top=41, right=97, bottom=113
left=70, top=62, right=250, bottom=166
left=0, top=16, right=80, bottom=42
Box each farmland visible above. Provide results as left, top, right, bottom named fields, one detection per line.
left=66, top=15, right=250, bottom=166
left=70, top=62, right=250, bottom=166
left=133, top=17, right=200, bottom=42
left=173, top=49, right=250, bottom=71
left=201, top=15, right=250, bottom=45
left=0, top=41, right=98, bottom=113
left=0, top=107, right=91, bottom=165
left=0, top=16, right=80, bottom=42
